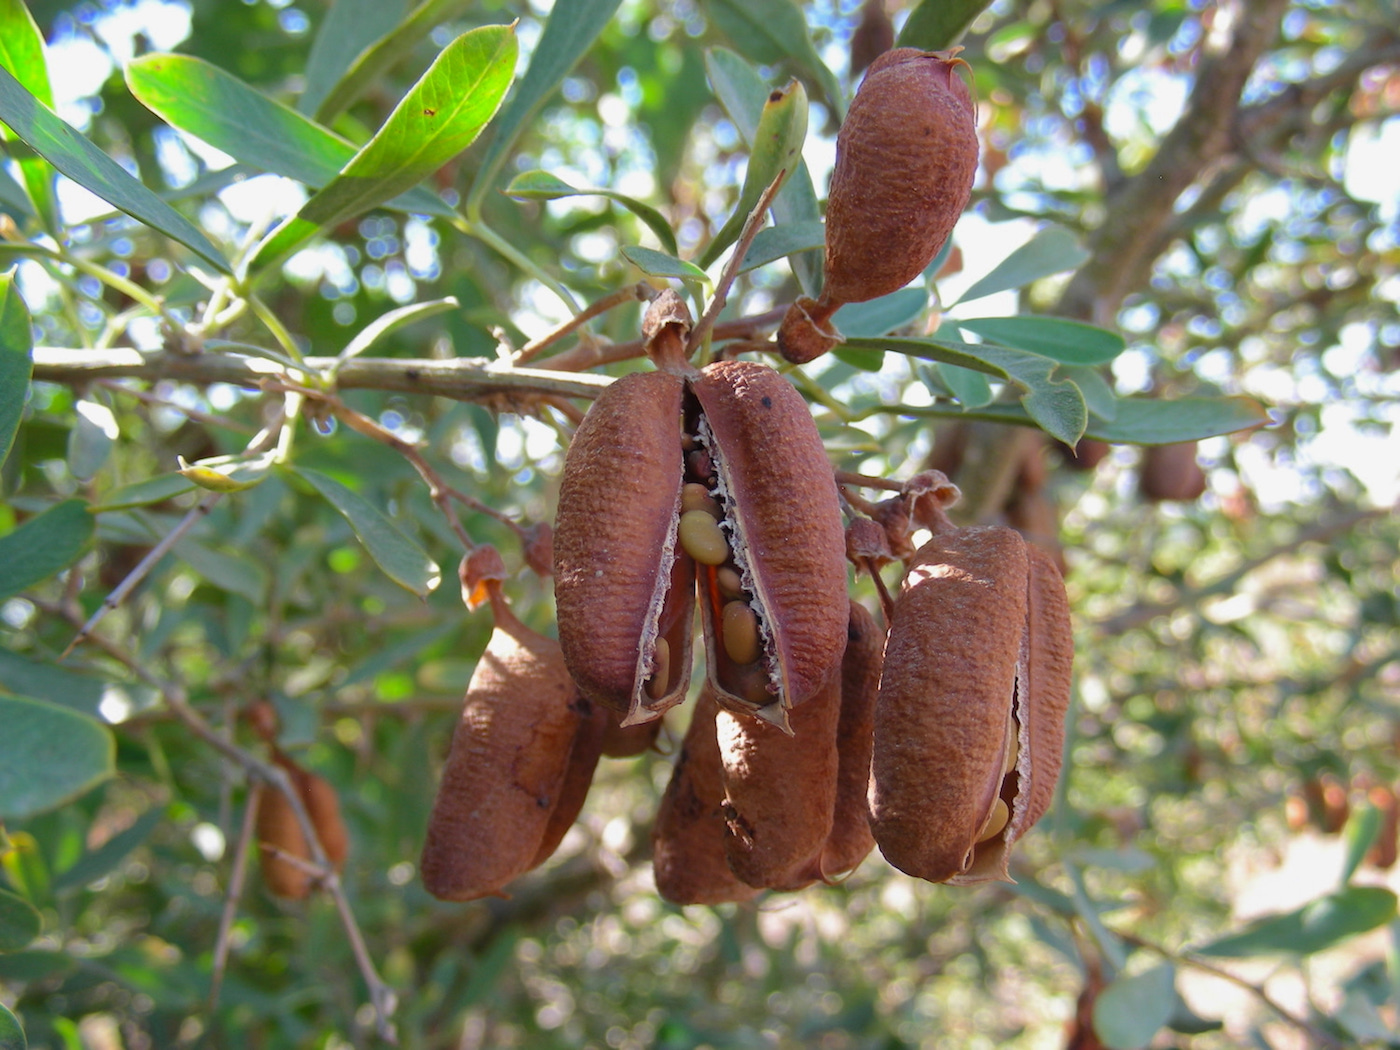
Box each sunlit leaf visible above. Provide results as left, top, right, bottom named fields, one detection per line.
left=0, top=271, right=33, bottom=467
left=620, top=245, right=710, bottom=284
left=0, top=499, right=95, bottom=602
left=253, top=24, right=516, bottom=268
left=0, top=0, right=58, bottom=233
left=300, top=0, right=407, bottom=118
left=1342, top=804, right=1382, bottom=886
left=125, top=52, right=454, bottom=219
left=0, top=694, right=115, bottom=820
left=1084, top=396, right=1268, bottom=444
left=954, top=226, right=1090, bottom=306
left=1092, top=965, right=1177, bottom=1050
left=706, top=0, right=844, bottom=119
left=66, top=399, right=118, bottom=482
left=338, top=298, right=461, bottom=363
left=468, top=0, right=623, bottom=212
left=295, top=466, right=441, bottom=597
left=897, top=0, right=994, bottom=49
left=956, top=316, right=1126, bottom=365
left=0, top=887, right=40, bottom=951
left=1195, top=886, right=1397, bottom=957
left=0, top=66, right=230, bottom=273
left=506, top=170, right=677, bottom=256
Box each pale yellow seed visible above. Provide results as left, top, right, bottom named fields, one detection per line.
left=646, top=638, right=671, bottom=700
left=716, top=566, right=745, bottom=599
left=976, top=798, right=1010, bottom=844
left=722, top=600, right=761, bottom=665
left=681, top=482, right=722, bottom=519
left=679, top=510, right=730, bottom=565
left=1003, top=718, right=1020, bottom=776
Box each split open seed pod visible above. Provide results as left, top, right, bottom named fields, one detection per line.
left=869, top=521, right=1072, bottom=884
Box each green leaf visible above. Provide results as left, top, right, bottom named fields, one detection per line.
left=698, top=77, right=809, bottom=269
left=833, top=288, right=928, bottom=338
left=0, top=499, right=96, bottom=602
left=1092, top=965, right=1177, bottom=1050
left=704, top=47, right=822, bottom=295
left=954, top=226, right=1090, bottom=306
left=844, top=334, right=1088, bottom=445
left=1061, top=364, right=1118, bottom=421
left=0, top=0, right=59, bottom=233
left=937, top=363, right=994, bottom=408
left=956, top=316, right=1126, bottom=366
left=92, top=471, right=196, bottom=511
left=0, top=887, right=41, bottom=951
left=252, top=24, right=516, bottom=268
left=620, top=245, right=711, bottom=284
left=737, top=220, right=823, bottom=273
left=174, top=539, right=270, bottom=604
left=897, top=0, right=995, bottom=49
left=706, top=0, right=844, bottom=120
left=506, top=170, right=678, bottom=256
left=0, top=65, right=230, bottom=273
left=294, top=466, right=441, bottom=597
left=0, top=271, right=33, bottom=467
left=53, top=806, right=164, bottom=893
left=0, top=648, right=106, bottom=718
left=1342, top=804, right=1382, bottom=887
left=0, top=164, right=31, bottom=216
left=1085, top=396, right=1269, bottom=445
left=338, top=298, right=461, bottom=364
left=124, top=53, right=454, bottom=220
left=468, top=0, right=623, bottom=213
left=1196, top=886, right=1398, bottom=957
left=66, top=399, right=119, bottom=481
left=300, top=0, right=407, bottom=118
left=0, top=1002, right=25, bottom=1050
left=0, top=694, right=115, bottom=820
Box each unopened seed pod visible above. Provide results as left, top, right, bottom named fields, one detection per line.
left=420, top=590, right=584, bottom=901
left=599, top=709, right=664, bottom=758
left=778, top=48, right=978, bottom=364
left=818, top=599, right=883, bottom=879
left=653, top=689, right=760, bottom=905
left=530, top=698, right=608, bottom=868
left=870, top=522, right=1072, bottom=884
left=717, top=667, right=842, bottom=889
left=256, top=755, right=348, bottom=900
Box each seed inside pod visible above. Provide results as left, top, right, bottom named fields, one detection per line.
left=679, top=509, right=731, bottom=565
left=721, top=600, right=761, bottom=665
left=682, top=482, right=723, bottom=519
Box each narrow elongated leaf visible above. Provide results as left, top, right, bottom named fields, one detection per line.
left=125, top=53, right=454, bottom=219
left=0, top=1002, right=24, bottom=1050
left=698, top=77, right=808, bottom=268
left=93, top=472, right=196, bottom=510
left=706, top=0, right=844, bottom=119
left=253, top=24, right=516, bottom=268
left=0, top=271, right=33, bottom=467
left=468, top=0, right=622, bottom=211
left=506, top=170, right=677, bottom=256
left=738, top=220, right=823, bottom=273
left=174, top=539, right=270, bottom=604
left=338, top=298, right=460, bottom=362
left=1092, top=965, right=1177, bottom=1050
left=53, top=806, right=164, bottom=893
left=0, top=499, right=95, bottom=602
left=1342, top=805, right=1382, bottom=887
left=66, top=399, right=118, bottom=481
left=300, top=0, right=407, bottom=117
left=0, top=887, right=40, bottom=950
left=0, top=66, right=229, bottom=273
left=1084, top=396, right=1268, bottom=444
left=620, top=245, right=710, bottom=284
left=1196, top=886, right=1397, bottom=957
left=957, top=316, right=1126, bottom=365
left=0, top=0, right=59, bottom=232
left=705, top=47, right=822, bottom=294
left=315, top=0, right=477, bottom=124
left=0, top=694, right=115, bottom=819
left=0, top=165, right=31, bottom=215
left=295, top=467, right=440, bottom=597
left=954, top=226, right=1090, bottom=305
left=897, top=0, right=994, bottom=49
left=844, top=334, right=1088, bottom=444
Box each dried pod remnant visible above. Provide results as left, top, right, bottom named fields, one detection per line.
left=256, top=754, right=348, bottom=900
left=653, top=689, right=760, bottom=905
left=555, top=300, right=847, bottom=728
left=420, top=585, right=587, bottom=901
left=870, top=514, right=1073, bottom=885
left=779, top=49, right=979, bottom=363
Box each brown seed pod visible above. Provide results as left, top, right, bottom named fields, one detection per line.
left=553, top=369, right=696, bottom=723
left=818, top=599, right=883, bottom=879
left=255, top=755, right=348, bottom=900
left=529, top=698, right=608, bottom=868
left=420, top=587, right=584, bottom=901
left=555, top=353, right=847, bottom=729
left=1004, top=487, right=1066, bottom=576
left=870, top=518, right=1073, bottom=884
left=717, top=668, right=842, bottom=889
left=599, top=710, right=664, bottom=758
left=1139, top=441, right=1207, bottom=502
left=778, top=48, right=979, bottom=364
left=1366, top=784, right=1398, bottom=870
left=652, top=689, right=760, bottom=905
left=849, top=0, right=894, bottom=77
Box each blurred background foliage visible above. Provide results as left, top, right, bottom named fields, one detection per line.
left=1, top=0, right=1399, bottom=1048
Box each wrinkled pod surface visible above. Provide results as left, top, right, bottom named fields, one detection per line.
left=869, top=526, right=1072, bottom=884
left=555, top=360, right=848, bottom=729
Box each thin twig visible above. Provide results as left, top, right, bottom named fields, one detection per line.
left=96, top=380, right=259, bottom=434
left=514, top=283, right=651, bottom=365
left=687, top=175, right=786, bottom=357
left=207, top=779, right=261, bottom=1016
